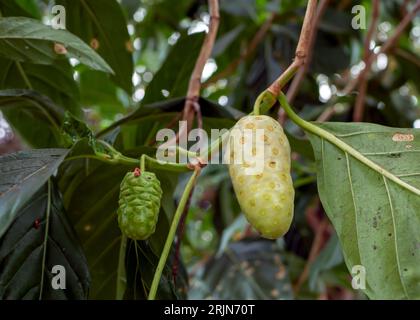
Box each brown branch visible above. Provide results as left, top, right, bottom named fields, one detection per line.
left=268, top=0, right=318, bottom=98
left=316, top=105, right=336, bottom=122
left=401, top=0, right=411, bottom=17
left=165, top=0, right=219, bottom=147
left=337, top=0, right=352, bottom=11
left=286, top=0, right=330, bottom=104
left=342, top=0, right=420, bottom=96
left=293, top=214, right=330, bottom=296
left=353, top=0, right=380, bottom=122
left=181, top=0, right=220, bottom=132
left=203, top=12, right=276, bottom=88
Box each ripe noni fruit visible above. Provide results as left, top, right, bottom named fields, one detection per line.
left=226, top=115, right=294, bottom=239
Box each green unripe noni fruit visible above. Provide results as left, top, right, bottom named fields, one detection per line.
left=117, top=168, right=163, bottom=240
left=227, top=115, right=294, bottom=239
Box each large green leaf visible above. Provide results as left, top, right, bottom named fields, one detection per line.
left=0, top=148, right=68, bottom=238
left=0, top=17, right=113, bottom=73
left=0, top=181, right=90, bottom=299
left=79, top=69, right=124, bottom=119
left=0, top=0, right=41, bottom=19
left=0, top=58, right=80, bottom=116
left=308, top=122, right=420, bottom=299
left=56, top=0, right=133, bottom=93
left=142, top=32, right=205, bottom=104
left=0, top=2, right=80, bottom=116
left=0, top=89, right=64, bottom=147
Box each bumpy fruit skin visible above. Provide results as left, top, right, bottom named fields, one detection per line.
left=117, top=170, right=163, bottom=240
left=227, top=115, right=295, bottom=239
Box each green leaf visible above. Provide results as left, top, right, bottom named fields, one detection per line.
left=307, top=122, right=420, bottom=299
left=0, top=17, right=113, bottom=73
left=0, top=89, right=64, bottom=147
left=312, top=31, right=351, bottom=74
left=220, top=0, right=257, bottom=20
left=58, top=157, right=130, bottom=299
left=212, top=25, right=245, bottom=57
left=0, top=148, right=68, bottom=238
left=56, top=0, right=133, bottom=93
left=318, top=8, right=354, bottom=34
left=79, top=69, right=124, bottom=119
left=61, top=111, right=95, bottom=147
left=0, top=57, right=80, bottom=116
left=0, top=180, right=90, bottom=299
left=142, top=32, right=205, bottom=104
left=0, top=0, right=41, bottom=19
left=189, top=239, right=293, bottom=299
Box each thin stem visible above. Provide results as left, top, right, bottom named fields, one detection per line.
left=342, top=0, right=420, bottom=95
left=268, top=60, right=301, bottom=97
left=294, top=217, right=329, bottom=295
left=16, top=61, right=33, bottom=89
left=286, top=0, right=330, bottom=104
left=63, top=153, right=138, bottom=166
left=278, top=92, right=420, bottom=197
left=116, top=235, right=127, bottom=300
left=39, top=179, right=52, bottom=300
left=142, top=154, right=192, bottom=173
left=97, top=139, right=121, bottom=155
left=203, top=12, right=276, bottom=88
left=268, top=0, right=318, bottom=98
left=140, top=154, right=146, bottom=171
left=353, top=0, right=380, bottom=122
left=181, top=0, right=220, bottom=132
left=64, top=148, right=191, bottom=172
left=148, top=167, right=201, bottom=300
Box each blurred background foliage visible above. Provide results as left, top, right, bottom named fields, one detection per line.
left=0, top=0, right=419, bottom=300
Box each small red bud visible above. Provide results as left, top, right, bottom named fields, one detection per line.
left=34, top=218, right=41, bottom=229
left=133, top=167, right=141, bottom=177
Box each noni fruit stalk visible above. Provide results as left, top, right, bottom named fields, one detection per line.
left=227, top=115, right=294, bottom=239
left=117, top=168, right=163, bottom=240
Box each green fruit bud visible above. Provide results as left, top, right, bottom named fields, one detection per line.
left=117, top=168, right=163, bottom=240
left=227, top=115, right=295, bottom=239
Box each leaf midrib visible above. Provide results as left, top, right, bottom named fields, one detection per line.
left=311, top=123, right=420, bottom=196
